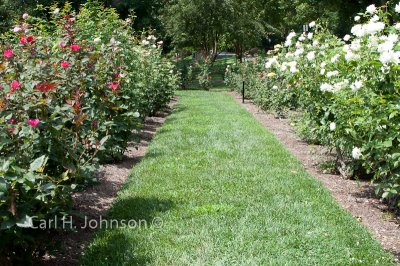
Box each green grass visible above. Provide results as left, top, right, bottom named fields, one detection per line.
left=81, top=91, right=395, bottom=265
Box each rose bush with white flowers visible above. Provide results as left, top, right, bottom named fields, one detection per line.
left=0, top=1, right=178, bottom=259
left=227, top=3, right=400, bottom=207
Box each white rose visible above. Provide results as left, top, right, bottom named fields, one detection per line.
left=366, top=4, right=376, bottom=14
left=326, top=70, right=339, bottom=78
left=371, top=15, right=379, bottom=22
left=351, top=80, right=363, bottom=91
left=306, top=51, right=315, bottom=61
left=352, top=147, right=362, bottom=160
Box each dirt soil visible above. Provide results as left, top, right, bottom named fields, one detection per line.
left=230, top=91, right=400, bottom=262
left=40, top=98, right=178, bottom=266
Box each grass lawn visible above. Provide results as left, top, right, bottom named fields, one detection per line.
left=81, top=90, right=395, bottom=265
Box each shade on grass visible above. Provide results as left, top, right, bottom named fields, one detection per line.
left=81, top=91, right=395, bottom=265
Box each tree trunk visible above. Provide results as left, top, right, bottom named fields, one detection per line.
left=202, top=36, right=207, bottom=53
left=235, top=43, right=243, bottom=63
left=211, top=32, right=219, bottom=63
left=235, top=43, right=242, bottom=63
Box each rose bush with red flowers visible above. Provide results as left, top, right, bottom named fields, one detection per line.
left=0, top=1, right=178, bottom=260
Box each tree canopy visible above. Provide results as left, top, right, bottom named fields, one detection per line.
left=0, top=0, right=390, bottom=55
left=161, top=0, right=266, bottom=60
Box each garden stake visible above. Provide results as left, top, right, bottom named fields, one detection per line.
left=242, top=81, right=245, bottom=103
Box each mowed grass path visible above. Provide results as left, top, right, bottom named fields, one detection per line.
left=81, top=91, right=394, bottom=265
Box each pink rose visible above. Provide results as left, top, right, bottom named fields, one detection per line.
left=3, top=49, right=13, bottom=58
left=20, top=37, right=27, bottom=45
left=22, top=13, right=29, bottom=20
left=61, top=61, right=71, bottom=68
left=10, top=80, right=20, bottom=90
left=70, top=44, right=80, bottom=51
left=13, top=26, right=22, bottom=33
left=59, top=42, right=66, bottom=49
left=28, top=118, right=40, bottom=127
left=109, top=82, right=119, bottom=90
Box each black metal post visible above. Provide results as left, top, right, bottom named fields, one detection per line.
left=242, top=81, right=245, bottom=103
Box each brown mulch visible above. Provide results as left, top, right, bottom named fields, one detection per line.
left=230, top=91, right=400, bottom=262
left=40, top=98, right=178, bottom=266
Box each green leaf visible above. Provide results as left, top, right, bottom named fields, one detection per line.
left=52, top=124, right=64, bottom=131
left=1, top=160, right=11, bottom=172
left=61, top=171, right=70, bottom=181
left=382, top=191, right=390, bottom=199
left=100, top=136, right=109, bottom=146
left=24, top=172, right=38, bottom=183
left=382, top=140, right=392, bottom=148
left=1, top=219, right=16, bottom=230
left=29, top=155, right=48, bottom=173
left=42, top=182, right=56, bottom=192
left=0, top=178, right=7, bottom=193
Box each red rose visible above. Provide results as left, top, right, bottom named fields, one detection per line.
left=70, top=44, right=80, bottom=51
left=36, top=83, right=57, bottom=92
left=26, top=35, right=34, bottom=43
left=61, top=61, right=71, bottom=68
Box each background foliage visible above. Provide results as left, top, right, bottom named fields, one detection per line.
left=0, top=0, right=388, bottom=55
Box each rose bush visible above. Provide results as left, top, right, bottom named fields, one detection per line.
left=177, top=50, right=212, bottom=89
left=0, top=1, right=178, bottom=260
left=226, top=3, right=400, bottom=207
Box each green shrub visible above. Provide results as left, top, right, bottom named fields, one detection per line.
left=226, top=4, right=400, bottom=207
left=0, top=1, right=178, bottom=261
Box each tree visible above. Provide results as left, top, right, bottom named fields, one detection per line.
left=161, top=0, right=266, bottom=61
left=0, top=0, right=9, bottom=32
left=224, top=0, right=266, bottom=61
left=107, top=0, right=166, bottom=32
left=260, top=0, right=379, bottom=41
